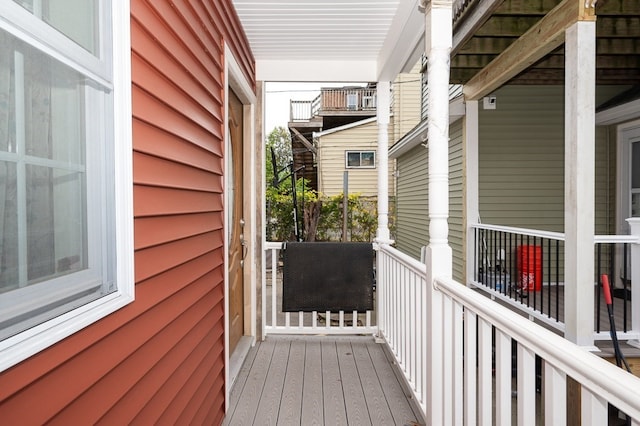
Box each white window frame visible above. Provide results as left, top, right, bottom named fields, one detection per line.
left=345, top=150, right=376, bottom=169
left=0, top=0, right=133, bottom=372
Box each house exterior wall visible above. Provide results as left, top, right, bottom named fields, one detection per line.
left=317, top=120, right=395, bottom=198
left=478, top=85, right=620, bottom=235
left=0, top=1, right=254, bottom=424
left=392, top=62, right=422, bottom=142
left=394, top=119, right=464, bottom=283
left=395, top=143, right=428, bottom=256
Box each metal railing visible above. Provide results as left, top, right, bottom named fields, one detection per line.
left=471, top=223, right=637, bottom=338
left=262, top=242, right=377, bottom=336
left=289, top=87, right=378, bottom=122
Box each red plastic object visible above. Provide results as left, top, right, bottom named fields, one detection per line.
left=601, top=274, right=613, bottom=306
left=517, top=245, right=542, bottom=291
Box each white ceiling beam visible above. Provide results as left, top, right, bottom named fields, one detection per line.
left=256, top=59, right=378, bottom=82
left=377, top=0, right=425, bottom=81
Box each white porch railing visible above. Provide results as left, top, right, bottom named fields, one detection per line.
left=262, top=241, right=640, bottom=423
left=262, top=242, right=377, bottom=336
left=377, top=243, right=640, bottom=424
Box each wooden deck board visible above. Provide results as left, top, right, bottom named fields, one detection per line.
left=372, top=340, right=424, bottom=425
left=352, top=341, right=397, bottom=426
left=278, top=340, right=305, bottom=425
left=321, top=339, right=349, bottom=425
left=254, top=339, right=290, bottom=425
left=301, top=340, right=324, bottom=425
left=223, top=339, right=275, bottom=425
left=337, top=340, right=372, bottom=425
left=225, top=336, right=422, bottom=426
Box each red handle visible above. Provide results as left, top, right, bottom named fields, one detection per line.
left=601, top=274, right=612, bottom=306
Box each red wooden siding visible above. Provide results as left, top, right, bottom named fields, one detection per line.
left=0, top=0, right=255, bottom=424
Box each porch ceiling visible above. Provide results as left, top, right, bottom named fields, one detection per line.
left=451, top=0, right=640, bottom=86
left=231, top=0, right=425, bottom=82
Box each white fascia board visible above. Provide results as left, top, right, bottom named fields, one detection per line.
left=256, top=59, right=377, bottom=82
left=389, top=95, right=465, bottom=159
left=314, top=117, right=378, bottom=138
left=389, top=119, right=428, bottom=158
left=595, top=99, right=640, bottom=126
left=377, top=0, right=425, bottom=81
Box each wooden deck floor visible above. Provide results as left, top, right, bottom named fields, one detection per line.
left=223, top=335, right=424, bottom=426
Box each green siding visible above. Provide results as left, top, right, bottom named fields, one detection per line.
left=449, top=120, right=464, bottom=283
left=395, top=144, right=429, bottom=259
left=395, top=118, right=464, bottom=283
left=478, top=85, right=615, bottom=234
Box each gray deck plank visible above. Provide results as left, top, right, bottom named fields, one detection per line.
left=227, top=341, right=259, bottom=408
left=225, top=338, right=276, bottom=425
left=224, top=336, right=422, bottom=425
left=253, top=339, right=291, bottom=425
left=352, top=340, right=396, bottom=426
left=301, top=340, right=324, bottom=426
left=321, top=340, right=349, bottom=425
left=277, top=339, right=305, bottom=425
left=370, top=341, right=423, bottom=425
left=336, top=340, right=372, bottom=426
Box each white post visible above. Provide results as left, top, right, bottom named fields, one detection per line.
left=422, top=0, right=453, bottom=424
left=465, top=100, right=479, bottom=286
left=564, top=20, right=596, bottom=347
left=627, top=218, right=640, bottom=347
left=375, top=81, right=392, bottom=342
left=376, top=81, right=392, bottom=244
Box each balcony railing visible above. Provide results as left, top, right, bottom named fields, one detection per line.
left=289, top=88, right=378, bottom=122
left=471, top=223, right=640, bottom=340
left=262, top=241, right=640, bottom=423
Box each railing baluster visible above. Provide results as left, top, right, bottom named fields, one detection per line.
left=544, top=362, right=566, bottom=426
left=478, top=318, right=492, bottom=426
left=495, top=329, right=512, bottom=425
left=464, top=310, right=477, bottom=426
left=581, top=388, right=608, bottom=426
left=517, top=344, right=536, bottom=426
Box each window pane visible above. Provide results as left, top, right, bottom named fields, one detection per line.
left=0, top=162, right=19, bottom=293
left=1, top=29, right=86, bottom=163
left=347, top=152, right=360, bottom=167
left=13, top=0, right=99, bottom=54
left=361, top=152, right=375, bottom=166
left=0, top=27, right=88, bottom=287
left=632, top=142, right=640, bottom=189
left=26, top=165, right=87, bottom=283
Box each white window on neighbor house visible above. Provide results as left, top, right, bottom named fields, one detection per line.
left=0, top=0, right=133, bottom=371
left=346, top=151, right=376, bottom=169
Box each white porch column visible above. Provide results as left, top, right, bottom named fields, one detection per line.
left=422, top=0, right=453, bottom=424
left=376, top=81, right=392, bottom=243
left=564, top=20, right=596, bottom=347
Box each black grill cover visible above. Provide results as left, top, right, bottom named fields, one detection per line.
left=282, top=242, right=374, bottom=312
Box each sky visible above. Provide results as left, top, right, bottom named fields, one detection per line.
left=263, top=82, right=365, bottom=135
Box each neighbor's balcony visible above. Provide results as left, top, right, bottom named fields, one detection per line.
left=290, top=87, right=378, bottom=122
left=225, top=241, right=640, bottom=424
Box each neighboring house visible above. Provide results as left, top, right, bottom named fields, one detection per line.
left=391, top=0, right=639, bottom=348
left=292, top=64, right=422, bottom=198
left=0, top=1, right=259, bottom=423
left=288, top=85, right=378, bottom=192
left=315, top=117, right=392, bottom=197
